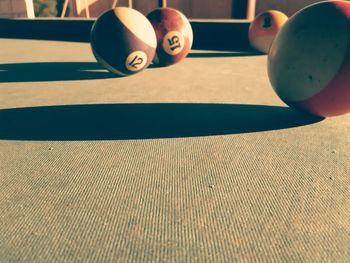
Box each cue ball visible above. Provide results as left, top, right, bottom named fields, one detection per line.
left=268, top=0, right=350, bottom=117
left=90, top=7, right=157, bottom=76
left=147, top=8, right=193, bottom=66
left=248, top=10, right=288, bottom=53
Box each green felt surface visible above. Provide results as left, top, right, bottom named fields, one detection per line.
left=0, top=38, right=349, bottom=262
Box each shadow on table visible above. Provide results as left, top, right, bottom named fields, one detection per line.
left=0, top=103, right=323, bottom=141
left=0, top=54, right=262, bottom=82
left=0, top=62, right=115, bottom=82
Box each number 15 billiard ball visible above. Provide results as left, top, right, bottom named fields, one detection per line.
left=147, top=8, right=193, bottom=67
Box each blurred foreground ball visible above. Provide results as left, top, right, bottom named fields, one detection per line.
left=147, top=8, right=193, bottom=66
left=91, top=7, right=157, bottom=76
left=268, top=0, right=350, bottom=117
left=249, top=10, right=288, bottom=53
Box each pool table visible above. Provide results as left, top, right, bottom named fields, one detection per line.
left=0, top=18, right=349, bottom=262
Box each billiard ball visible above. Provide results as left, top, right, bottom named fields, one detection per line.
left=147, top=8, right=193, bottom=67
left=268, top=0, right=350, bottom=117
left=90, top=7, right=157, bottom=76
left=248, top=10, right=288, bottom=54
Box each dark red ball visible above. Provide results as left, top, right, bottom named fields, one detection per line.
left=147, top=8, right=193, bottom=67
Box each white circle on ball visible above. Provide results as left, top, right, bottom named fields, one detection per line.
left=162, top=31, right=185, bottom=55
left=125, top=51, right=148, bottom=72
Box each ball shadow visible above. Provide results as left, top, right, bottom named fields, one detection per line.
left=0, top=62, right=116, bottom=83
left=148, top=51, right=264, bottom=68
left=0, top=103, right=323, bottom=141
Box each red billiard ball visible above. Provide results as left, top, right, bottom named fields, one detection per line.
left=147, top=8, right=193, bottom=67
left=91, top=7, right=157, bottom=76
left=268, top=0, right=350, bottom=117
left=249, top=10, right=288, bottom=54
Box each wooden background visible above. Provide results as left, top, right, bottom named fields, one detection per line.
left=0, top=0, right=35, bottom=18
left=70, top=0, right=255, bottom=19
left=256, top=0, right=324, bottom=16
left=0, top=0, right=326, bottom=19
left=70, top=0, right=325, bottom=19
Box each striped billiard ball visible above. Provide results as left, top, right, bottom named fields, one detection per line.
left=268, top=0, right=350, bottom=117
left=147, top=8, right=193, bottom=67
left=91, top=7, right=157, bottom=76
left=249, top=10, right=288, bottom=54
